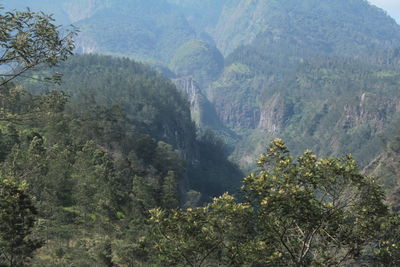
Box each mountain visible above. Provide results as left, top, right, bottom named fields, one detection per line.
left=0, top=52, right=242, bottom=265
left=24, top=54, right=242, bottom=199
left=169, top=0, right=400, bottom=171
left=216, top=56, right=400, bottom=167
left=170, top=39, right=224, bottom=87
left=4, top=1, right=400, bottom=265
left=166, top=0, right=228, bottom=34
left=2, top=0, right=197, bottom=62
left=201, top=0, right=400, bottom=169
left=73, top=1, right=196, bottom=61
left=5, top=0, right=400, bottom=177
left=212, top=0, right=400, bottom=56
left=4, top=0, right=400, bottom=60
left=28, top=55, right=195, bottom=151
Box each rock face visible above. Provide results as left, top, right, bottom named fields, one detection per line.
left=173, top=77, right=202, bottom=113
left=212, top=91, right=292, bottom=134
left=210, top=56, right=400, bottom=168
left=207, top=63, right=261, bottom=130
left=172, top=77, right=239, bottom=149
left=339, top=93, right=399, bottom=132
left=258, top=93, right=293, bottom=134
left=172, top=77, right=221, bottom=128
left=214, top=99, right=260, bottom=130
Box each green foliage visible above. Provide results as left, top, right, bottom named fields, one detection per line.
left=151, top=139, right=390, bottom=266
left=188, top=130, right=242, bottom=201
left=0, top=92, right=188, bottom=265
left=24, top=54, right=242, bottom=200
left=4, top=2, right=400, bottom=266
left=161, top=171, right=180, bottom=209
left=171, top=39, right=224, bottom=87
left=214, top=53, right=400, bottom=171
left=6, top=1, right=400, bottom=187
left=0, top=50, right=242, bottom=265
left=373, top=215, right=400, bottom=266
left=0, top=178, right=43, bottom=266
left=242, top=138, right=388, bottom=265
left=0, top=6, right=76, bottom=86
left=26, top=54, right=197, bottom=152
left=183, top=190, right=202, bottom=209
left=366, top=124, right=400, bottom=208
left=150, top=194, right=254, bottom=266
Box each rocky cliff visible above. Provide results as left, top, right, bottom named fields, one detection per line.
left=173, top=77, right=204, bottom=125
left=172, top=77, right=223, bottom=129
left=210, top=57, right=400, bottom=169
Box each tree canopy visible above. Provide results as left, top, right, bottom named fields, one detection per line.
left=150, top=139, right=391, bottom=266
left=0, top=6, right=76, bottom=87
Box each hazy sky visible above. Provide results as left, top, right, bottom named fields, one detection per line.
left=369, top=0, right=400, bottom=23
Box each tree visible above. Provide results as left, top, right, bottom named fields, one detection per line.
left=150, top=194, right=255, bottom=267
left=0, top=5, right=74, bottom=125
left=161, top=171, right=180, bottom=209
left=0, top=178, right=43, bottom=266
left=0, top=6, right=76, bottom=87
left=373, top=215, right=400, bottom=266
left=242, top=138, right=389, bottom=266
left=150, top=139, right=390, bottom=266
left=71, top=141, right=119, bottom=221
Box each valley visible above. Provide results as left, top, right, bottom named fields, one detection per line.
left=1, top=0, right=400, bottom=265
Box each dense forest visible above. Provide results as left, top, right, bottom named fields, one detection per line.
left=2, top=1, right=400, bottom=266
left=0, top=7, right=242, bottom=265
left=0, top=57, right=242, bottom=266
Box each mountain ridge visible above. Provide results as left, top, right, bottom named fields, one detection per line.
left=5, top=0, right=400, bottom=181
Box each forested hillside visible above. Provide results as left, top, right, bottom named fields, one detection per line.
left=212, top=0, right=400, bottom=55
left=0, top=50, right=241, bottom=265
left=212, top=53, right=400, bottom=169
left=199, top=0, right=400, bottom=172
left=2, top=0, right=197, bottom=62
left=3, top=0, right=400, bottom=266
left=24, top=54, right=243, bottom=199
left=6, top=0, right=399, bottom=62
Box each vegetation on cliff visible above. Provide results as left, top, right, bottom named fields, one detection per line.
left=2, top=1, right=400, bottom=266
